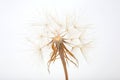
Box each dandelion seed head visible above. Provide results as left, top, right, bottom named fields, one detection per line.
left=28, top=12, right=93, bottom=64
left=27, top=11, right=93, bottom=80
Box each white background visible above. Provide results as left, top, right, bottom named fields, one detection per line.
left=0, top=0, right=120, bottom=80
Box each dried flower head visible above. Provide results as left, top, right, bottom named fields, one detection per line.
left=29, top=14, right=92, bottom=80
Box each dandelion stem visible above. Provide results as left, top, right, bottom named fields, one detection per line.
left=59, top=45, right=68, bottom=80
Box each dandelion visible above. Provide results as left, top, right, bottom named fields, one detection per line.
left=30, top=14, right=92, bottom=80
